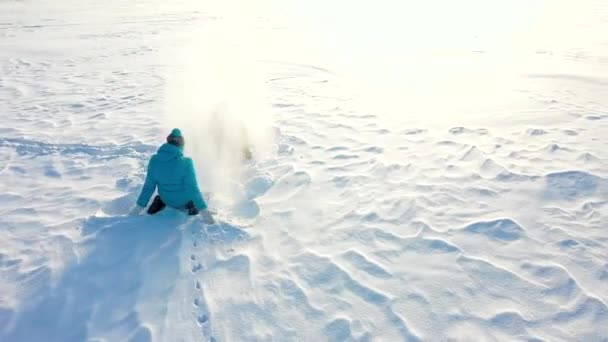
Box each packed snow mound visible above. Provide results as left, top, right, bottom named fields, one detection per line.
left=463, top=218, right=526, bottom=242
left=545, top=170, right=607, bottom=200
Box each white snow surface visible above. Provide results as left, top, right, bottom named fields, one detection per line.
left=1, top=0, right=608, bottom=341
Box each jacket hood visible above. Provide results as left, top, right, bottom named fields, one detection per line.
left=156, top=143, right=183, bottom=162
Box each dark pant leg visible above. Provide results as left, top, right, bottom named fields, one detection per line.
left=147, top=195, right=166, bottom=215
left=185, top=201, right=199, bottom=215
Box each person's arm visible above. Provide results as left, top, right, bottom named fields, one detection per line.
left=136, top=157, right=157, bottom=208
left=184, top=158, right=208, bottom=210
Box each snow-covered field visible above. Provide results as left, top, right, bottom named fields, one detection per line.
left=1, top=0, right=607, bottom=341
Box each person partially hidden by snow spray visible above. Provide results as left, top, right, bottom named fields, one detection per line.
left=129, top=128, right=215, bottom=224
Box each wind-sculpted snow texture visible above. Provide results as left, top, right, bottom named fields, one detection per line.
left=1, top=0, right=607, bottom=341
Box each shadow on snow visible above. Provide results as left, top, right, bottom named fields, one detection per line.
left=1, top=209, right=249, bottom=342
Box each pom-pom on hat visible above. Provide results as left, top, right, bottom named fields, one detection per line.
left=169, top=128, right=182, bottom=138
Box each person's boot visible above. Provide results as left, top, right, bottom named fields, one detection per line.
left=147, top=195, right=166, bottom=215
left=185, top=201, right=199, bottom=216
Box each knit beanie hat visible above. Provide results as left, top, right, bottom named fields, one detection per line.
left=167, top=128, right=184, bottom=147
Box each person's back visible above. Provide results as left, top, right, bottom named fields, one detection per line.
left=149, top=144, right=189, bottom=202
left=129, top=128, right=214, bottom=223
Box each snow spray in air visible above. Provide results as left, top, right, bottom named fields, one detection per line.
left=163, top=22, right=274, bottom=208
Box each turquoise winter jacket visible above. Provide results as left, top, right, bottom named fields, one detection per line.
left=136, top=143, right=207, bottom=210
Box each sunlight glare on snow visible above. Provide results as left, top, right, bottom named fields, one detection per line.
left=282, top=0, right=586, bottom=126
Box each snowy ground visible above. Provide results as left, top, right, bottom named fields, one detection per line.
left=1, top=0, right=607, bottom=341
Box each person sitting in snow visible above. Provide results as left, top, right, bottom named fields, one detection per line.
left=129, top=128, right=215, bottom=224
